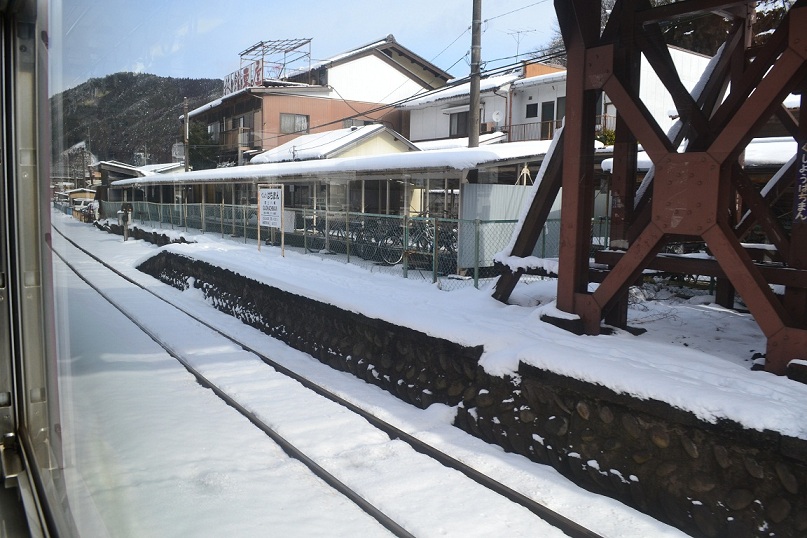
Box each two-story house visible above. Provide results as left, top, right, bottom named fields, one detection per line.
left=400, top=46, right=711, bottom=148
left=186, top=35, right=451, bottom=166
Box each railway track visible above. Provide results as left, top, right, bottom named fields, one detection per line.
left=52, top=224, right=603, bottom=538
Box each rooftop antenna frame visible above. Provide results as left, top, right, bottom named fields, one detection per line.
left=239, top=38, right=313, bottom=82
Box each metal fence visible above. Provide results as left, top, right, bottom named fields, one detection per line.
left=102, top=201, right=606, bottom=291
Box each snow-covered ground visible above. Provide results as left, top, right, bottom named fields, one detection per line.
left=95, top=214, right=807, bottom=438
left=50, top=211, right=807, bottom=536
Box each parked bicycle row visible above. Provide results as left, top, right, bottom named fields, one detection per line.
left=100, top=201, right=581, bottom=290
left=299, top=212, right=458, bottom=270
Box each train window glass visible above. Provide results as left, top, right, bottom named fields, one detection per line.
left=33, top=0, right=465, bottom=535
left=42, top=2, right=366, bottom=535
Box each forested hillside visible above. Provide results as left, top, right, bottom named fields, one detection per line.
left=52, top=72, right=222, bottom=164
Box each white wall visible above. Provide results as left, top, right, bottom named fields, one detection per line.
left=327, top=55, right=429, bottom=104
left=510, top=78, right=567, bottom=126
left=603, top=48, right=712, bottom=134
left=407, top=48, right=711, bottom=143
left=407, top=92, right=509, bottom=142
left=408, top=104, right=448, bottom=141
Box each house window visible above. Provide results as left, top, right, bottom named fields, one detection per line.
left=449, top=111, right=469, bottom=138
left=556, top=97, right=566, bottom=123
left=540, top=101, right=555, bottom=140
left=207, top=122, right=221, bottom=143
left=343, top=118, right=375, bottom=128
left=526, top=103, right=538, bottom=118
left=280, top=113, right=309, bottom=134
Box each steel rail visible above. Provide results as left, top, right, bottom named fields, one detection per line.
left=51, top=241, right=414, bottom=538
left=52, top=224, right=603, bottom=538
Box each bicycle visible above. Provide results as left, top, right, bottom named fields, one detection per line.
left=303, top=211, right=371, bottom=257
left=377, top=216, right=457, bottom=267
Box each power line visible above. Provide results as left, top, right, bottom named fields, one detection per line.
left=244, top=50, right=566, bottom=149
left=484, top=1, right=550, bottom=24
left=431, top=28, right=471, bottom=63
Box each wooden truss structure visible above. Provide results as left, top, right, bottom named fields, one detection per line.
left=494, top=0, right=807, bottom=375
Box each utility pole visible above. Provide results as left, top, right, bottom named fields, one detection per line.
left=81, top=144, right=86, bottom=189
left=184, top=97, right=190, bottom=172
left=468, top=0, right=482, bottom=148
left=86, top=127, right=92, bottom=188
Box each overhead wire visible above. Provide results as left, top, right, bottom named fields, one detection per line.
left=196, top=2, right=560, bottom=153
left=233, top=42, right=569, bottom=149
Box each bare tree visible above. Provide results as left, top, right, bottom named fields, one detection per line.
left=529, top=0, right=616, bottom=66
left=532, top=1, right=793, bottom=64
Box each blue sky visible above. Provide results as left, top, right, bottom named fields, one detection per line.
left=49, top=0, right=558, bottom=94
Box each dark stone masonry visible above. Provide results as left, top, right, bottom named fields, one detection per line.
left=136, top=245, right=807, bottom=538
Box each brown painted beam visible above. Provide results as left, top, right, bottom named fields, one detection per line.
left=604, top=1, right=644, bottom=327
left=735, top=159, right=796, bottom=240
left=602, top=74, right=674, bottom=162
left=636, top=26, right=712, bottom=139
left=492, top=133, right=565, bottom=303
left=555, top=0, right=601, bottom=315
left=702, top=8, right=793, bottom=149
left=627, top=25, right=741, bottom=243
left=635, top=0, right=749, bottom=24
left=703, top=219, right=791, bottom=336
left=595, top=251, right=807, bottom=288
left=591, top=222, right=667, bottom=317
left=730, top=162, right=791, bottom=256
left=784, top=91, right=807, bottom=327
left=709, top=50, right=807, bottom=164
left=775, top=105, right=801, bottom=139
left=767, top=327, right=807, bottom=375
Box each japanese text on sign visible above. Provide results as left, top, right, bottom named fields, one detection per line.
left=258, top=186, right=283, bottom=228
left=223, top=59, right=264, bottom=95
left=796, top=143, right=807, bottom=222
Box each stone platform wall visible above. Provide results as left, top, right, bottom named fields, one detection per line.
left=138, top=249, right=807, bottom=538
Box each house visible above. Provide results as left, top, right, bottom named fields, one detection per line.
left=186, top=35, right=451, bottom=166
left=51, top=140, right=99, bottom=191
left=400, top=47, right=712, bottom=148
left=53, top=187, right=97, bottom=221
left=108, top=140, right=556, bottom=268
left=249, top=124, right=420, bottom=210
left=96, top=160, right=186, bottom=203
left=401, top=72, right=521, bottom=144
left=250, top=124, right=419, bottom=164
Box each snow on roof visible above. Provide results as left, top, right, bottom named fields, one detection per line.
left=396, top=66, right=588, bottom=110
left=286, top=34, right=450, bottom=82
left=399, top=72, right=521, bottom=109
left=250, top=124, right=415, bottom=164
left=98, top=160, right=141, bottom=172
left=298, top=36, right=395, bottom=74
left=64, top=188, right=96, bottom=194
left=743, top=136, right=799, bottom=167
left=510, top=70, right=567, bottom=90
left=415, top=132, right=508, bottom=150
left=600, top=137, right=797, bottom=172
left=187, top=36, right=450, bottom=121
left=138, top=162, right=185, bottom=175
left=186, top=84, right=331, bottom=120
left=188, top=87, right=249, bottom=118
left=111, top=141, right=552, bottom=187
left=783, top=93, right=801, bottom=108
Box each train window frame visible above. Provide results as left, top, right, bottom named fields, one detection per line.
left=1, top=0, right=78, bottom=534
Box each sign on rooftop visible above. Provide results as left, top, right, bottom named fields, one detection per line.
left=223, top=59, right=264, bottom=95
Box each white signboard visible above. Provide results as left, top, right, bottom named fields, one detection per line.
left=223, top=59, right=264, bottom=95
left=258, top=186, right=283, bottom=228
left=258, top=184, right=285, bottom=256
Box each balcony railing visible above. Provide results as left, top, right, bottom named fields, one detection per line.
left=221, top=127, right=253, bottom=151
left=507, top=115, right=616, bottom=142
